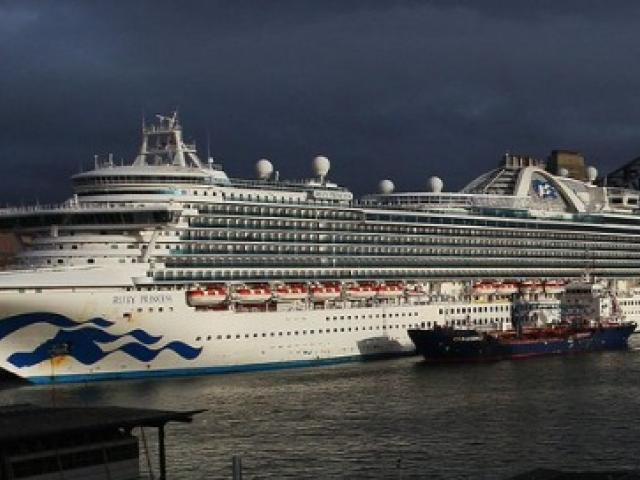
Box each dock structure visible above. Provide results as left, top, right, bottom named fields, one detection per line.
left=0, top=404, right=203, bottom=480
left=509, top=468, right=640, bottom=479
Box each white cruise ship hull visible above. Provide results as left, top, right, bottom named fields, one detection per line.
left=0, top=288, right=424, bottom=383
left=0, top=277, right=527, bottom=384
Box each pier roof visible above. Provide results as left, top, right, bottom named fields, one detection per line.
left=0, top=403, right=203, bottom=444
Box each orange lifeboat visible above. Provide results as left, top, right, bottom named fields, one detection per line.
left=531, top=281, right=544, bottom=294
left=344, top=282, right=376, bottom=301
left=520, top=280, right=544, bottom=294
left=495, top=281, right=518, bottom=295
left=186, top=286, right=227, bottom=307
left=273, top=284, right=308, bottom=302
left=544, top=280, right=566, bottom=294
left=232, top=285, right=272, bottom=304
left=376, top=282, right=405, bottom=299
left=472, top=281, right=496, bottom=296
left=519, top=281, right=535, bottom=294
left=405, top=283, right=427, bottom=297
left=310, top=283, right=341, bottom=302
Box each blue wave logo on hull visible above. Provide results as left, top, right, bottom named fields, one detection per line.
left=0, top=313, right=202, bottom=369
left=0, top=313, right=114, bottom=341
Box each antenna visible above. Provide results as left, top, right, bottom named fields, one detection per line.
left=206, top=130, right=211, bottom=161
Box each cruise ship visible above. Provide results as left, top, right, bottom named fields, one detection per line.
left=1, top=112, right=640, bottom=383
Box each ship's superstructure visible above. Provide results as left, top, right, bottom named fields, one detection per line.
left=1, top=113, right=640, bottom=383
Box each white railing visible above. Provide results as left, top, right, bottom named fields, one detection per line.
left=360, top=192, right=532, bottom=211
left=0, top=201, right=171, bottom=216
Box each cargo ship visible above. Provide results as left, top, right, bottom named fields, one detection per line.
left=408, top=277, right=637, bottom=362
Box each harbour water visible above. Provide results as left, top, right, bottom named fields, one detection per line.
left=3, top=340, right=640, bottom=479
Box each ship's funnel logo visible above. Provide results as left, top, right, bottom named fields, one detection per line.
left=0, top=313, right=202, bottom=369
left=532, top=180, right=558, bottom=199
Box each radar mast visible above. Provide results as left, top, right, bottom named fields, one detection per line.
left=133, top=111, right=202, bottom=168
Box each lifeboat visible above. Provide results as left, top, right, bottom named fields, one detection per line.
left=405, top=283, right=427, bottom=297
left=376, top=282, right=405, bottom=299
left=520, top=280, right=544, bottom=294
left=273, top=284, right=308, bottom=302
left=186, top=286, right=227, bottom=307
left=531, top=281, right=544, bottom=294
left=544, top=280, right=566, bottom=295
left=472, top=281, right=496, bottom=296
left=519, top=281, right=535, bottom=294
left=232, top=285, right=272, bottom=304
left=344, top=283, right=376, bottom=301
left=310, top=283, right=341, bottom=302
left=495, top=282, right=518, bottom=295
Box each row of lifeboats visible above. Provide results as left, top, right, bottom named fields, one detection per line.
left=471, top=280, right=566, bottom=296
left=186, top=282, right=418, bottom=307
left=187, top=279, right=568, bottom=307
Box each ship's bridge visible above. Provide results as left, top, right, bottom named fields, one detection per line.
left=71, top=113, right=354, bottom=204
left=71, top=112, right=231, bottom=197
left=72, top=164, right=229, bottom=196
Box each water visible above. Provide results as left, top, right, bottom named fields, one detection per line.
left=3, top=340, right=640, bottom=479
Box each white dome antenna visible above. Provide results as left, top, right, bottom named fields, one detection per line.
left=427, top=176, right=444, bottom=193
left=256, top=159, right=274, bottom=180
left=558, top=167, right=569, bottom=178
left=586, top=166, right=598, bottom=183
left=378, top=179, right=395, bottom=194
left=313, top=155, right=330, bottom=183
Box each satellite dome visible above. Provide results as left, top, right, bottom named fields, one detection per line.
left=586, top=166, right=598, bottom=182
left=378, top=179, right=395, bottom=194
left=255, top=159, right=274, bottom=180
left=558, top=167, right=569, bottom=177
left=312, top=156, right=331, bottom=178
left=427, top=176, right=444, bottom=193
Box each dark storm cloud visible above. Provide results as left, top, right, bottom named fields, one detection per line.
left=2, top=0, right=640, bottom=202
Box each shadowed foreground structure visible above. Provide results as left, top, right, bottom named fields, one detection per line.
left=0, top=404, right=203, bottom=480
left=510, top=468, right=640, bottom=479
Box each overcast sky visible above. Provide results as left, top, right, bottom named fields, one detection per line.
left=2, top=0, right=640, bottom=203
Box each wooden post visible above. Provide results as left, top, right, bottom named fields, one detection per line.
left=232, top=455, right=242, bottom=480
left=158, top=425, right=166, bottom=480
